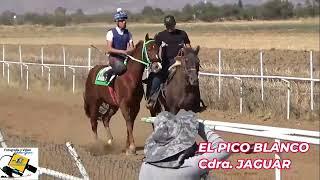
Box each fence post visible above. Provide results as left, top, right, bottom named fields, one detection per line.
left=68, top=67, right=75, bottom=94
left=63, top=47, right=66, bottom=78
left=275, top=139, right=281, bottom=180
left=48, top=67, right=51, bottom=91
left=2, top=44, right=4, bottom=78
left=23, top=64, right=29, bottom=90
left=41, top=47, right=44, bottom=77
left=44, top=65, right=51, bottom=91
left=310, top=51, right=314, bottom=111
left=19, top=45, right=23, bottom=80
left=88, top=47, right=91, bottom=72
left=218, top=49, right=221, bottom=99
left=260, top=50, right=264, bottom=101
left=5, top=63, right=9, bottom=84
left=281, top=79, right=291, bottom=120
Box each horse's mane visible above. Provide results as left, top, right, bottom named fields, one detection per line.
left=135, top=39, right=153, bottom=47
left=182, top=47, right=197, bottom=55
left=135, top=40, right=144, bottom=48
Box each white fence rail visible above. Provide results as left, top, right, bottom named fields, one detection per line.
left=0, top=45, right=319, bottom=118
left=141, top=117, right=320, bottom=180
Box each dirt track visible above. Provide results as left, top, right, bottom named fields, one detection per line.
left=0, top=86, right=319, bottom=180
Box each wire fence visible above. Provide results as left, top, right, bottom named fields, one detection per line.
left=1, top=44, right=319, bottom=119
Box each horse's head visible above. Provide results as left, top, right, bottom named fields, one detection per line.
left=141, top=33, right=162, bottom=73
left=176, top=46, right=200, bottom=86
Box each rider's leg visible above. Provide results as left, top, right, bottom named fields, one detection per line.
left=111, top=59, right=127, bottom=76
left=105, top=57, right=127, bottom=82
left=104, top=68, right=114, bottom=82
left=146, top=73, right=162, bottom=108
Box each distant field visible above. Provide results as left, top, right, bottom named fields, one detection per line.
left=0, top=18, right=319, bottom=120
left=0, top=18, right=319, bottom=50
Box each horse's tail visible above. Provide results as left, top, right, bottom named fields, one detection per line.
left=83, top=92, right=90, bottom=118
left=83, top=69, right=92, bottom=118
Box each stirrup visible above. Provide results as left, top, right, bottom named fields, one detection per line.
left=146, top=101, right=155, bottom=109
left=109, top=75, right=116, bottom=82
left=105, top=75, right=116, bottom=86
left=146, top=96, right=157, bottom=109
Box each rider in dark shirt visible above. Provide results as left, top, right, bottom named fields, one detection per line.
left=146, top=15, right=191, bottom=109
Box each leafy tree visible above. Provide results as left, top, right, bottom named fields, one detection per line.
left=0, top=10, right=16, bottom=25
left=238, top=0, right=243, bottom=9
left=192, top=2, right=222, bottom=21
left=181, top=4, right=194, bottom=21
left=154, top=8, right=164, bottom=16
left=71, top=8, right=86, bottom=24
left=142, top=6, right=154, bottom=16
left=54, top=6, right=67, bottom=26
left=261, top=0, right=294, bottom=19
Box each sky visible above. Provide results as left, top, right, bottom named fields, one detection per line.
left=0, top=0, right=306, bottom=14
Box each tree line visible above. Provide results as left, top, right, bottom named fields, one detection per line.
left=0, top=0, right=319, bottom=26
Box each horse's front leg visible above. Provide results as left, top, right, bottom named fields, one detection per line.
left=120, top=101, right=140, bottom=155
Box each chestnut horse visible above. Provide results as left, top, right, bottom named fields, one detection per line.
left=149, top=46, right=205, bottom=116
left=83, top=34, right=161, bottom=155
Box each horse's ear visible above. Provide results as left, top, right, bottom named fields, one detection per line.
left=145, top=33, right=150, bottom=41
left=194, top=46, right=200, bottom=55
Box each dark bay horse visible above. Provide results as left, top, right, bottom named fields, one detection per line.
left=149, top=46, right=205, bottom=116
left=83, top=34, right=161, bottom=155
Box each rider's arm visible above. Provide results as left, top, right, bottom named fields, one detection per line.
left=105, top=30, right=127, bottom=55
left=183, top=31, right=191, bottom=48
left=154, top=33, right=162, bottom=47
left=128, top=32, right=134, bottom=47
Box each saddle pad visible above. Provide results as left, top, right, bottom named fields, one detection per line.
left=94, top=66, right=112, bottom=86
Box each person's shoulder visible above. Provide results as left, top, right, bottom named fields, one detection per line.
left=157, top=30, right=167, bottom=36
left=176, top=29, right=188, bottom=35
left=106, top=27, right=115, bottom=34
left=107, top=27, right=116, bottom=31
left=154, top=30, right=165, bottom=40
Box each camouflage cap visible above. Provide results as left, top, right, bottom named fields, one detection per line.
left=144, top=109, right=199, bottom=167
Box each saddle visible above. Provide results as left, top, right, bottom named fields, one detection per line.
left=94, top=66, right=116, bottom=86
left=94, top=58, right=128, bottom=87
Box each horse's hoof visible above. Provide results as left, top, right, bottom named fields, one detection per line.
left=125, top=149, right=137, bottom=156
left=106, top=139, right=113, bottom=146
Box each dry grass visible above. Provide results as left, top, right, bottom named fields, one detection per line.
left=1, top=44, right=319, bottom=121
left=0, top=18, right=319, bottom=50
left=0, top=19, right=319, bottom=121
left=199, top=75, right=320, bottom=121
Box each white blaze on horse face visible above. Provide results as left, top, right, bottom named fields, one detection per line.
left=157, top=62, right=162, bottom=70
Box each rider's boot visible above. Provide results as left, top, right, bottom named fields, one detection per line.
left=104, top=69, right=114, bottom=83
left=146, top=91, right=158, bottom=109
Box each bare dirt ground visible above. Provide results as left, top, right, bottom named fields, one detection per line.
left=0, top=86, right=319, bottom=180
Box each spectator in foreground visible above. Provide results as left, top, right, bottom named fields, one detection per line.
left=139, top=109, right=231, bottom=180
